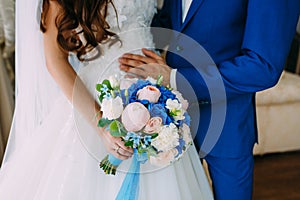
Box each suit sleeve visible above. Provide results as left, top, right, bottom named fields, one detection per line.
left=176, top=0, right=300, bottom=103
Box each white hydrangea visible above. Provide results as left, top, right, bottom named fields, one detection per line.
left=180, top=123, right=192, bottom=145
left=152, top=123, right=179, bottom=152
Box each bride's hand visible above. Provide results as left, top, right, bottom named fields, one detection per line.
left=98, top=128, right=133, bottom=160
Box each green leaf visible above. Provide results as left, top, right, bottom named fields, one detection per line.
left=124, top=140, right=134, bottom=147
left=169, top=110, right=177, bottom=117
left=156, top=75, right=163, bottom=86
left=99, top=93, right=106, bottom=103
left=151, top=133, right=158, bottom=139
left=98, top=118, right=112, bottom=128
left=96, top=84, right=102, bottom=92
left=102, top=79, right=112, bottom=90
left=117, top=121, right=128, bottom=135
left=109, top=120, right=127, bottom=137
left=109, top=121, right=118, bottom=135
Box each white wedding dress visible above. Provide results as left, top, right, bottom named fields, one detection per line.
left=0, top=0, right=213, bottom=199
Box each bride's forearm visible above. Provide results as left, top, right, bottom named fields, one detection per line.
left=44, top=48, right=102, bottom=129
left=42, top=1, right=102, bottom=130
left=72, top=72, right=103, bottom=128
left=40, top=0, right=132, bottom=160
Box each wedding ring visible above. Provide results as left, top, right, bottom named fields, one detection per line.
left=115, top=146, right=120, bottom=153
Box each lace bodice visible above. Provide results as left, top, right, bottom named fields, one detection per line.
left=77, top=0, right=158, bottom=95
left=107, top=0, right=157, bottom=33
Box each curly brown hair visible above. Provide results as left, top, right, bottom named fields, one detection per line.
left=40, top=0, right=118, bottom=61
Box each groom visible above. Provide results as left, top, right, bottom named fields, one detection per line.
left=119, top=0, right=300, bottom=199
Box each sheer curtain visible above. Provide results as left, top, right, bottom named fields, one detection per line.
left=0, top=0, right=15, bottom=165
left=0, top=49, right=14, bottom=164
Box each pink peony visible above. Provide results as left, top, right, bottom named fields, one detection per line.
left=144, top=117, right=162, bottom=134
left=149, top=148, right=178, bottom=167
left=121, top=102, right=150, bottom=132
left=137, top=86, right=161, bottom=103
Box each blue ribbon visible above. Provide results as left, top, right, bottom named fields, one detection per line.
left=108, top=154, right=123, bottom=166
left=116, top=149, right=148, bottom=200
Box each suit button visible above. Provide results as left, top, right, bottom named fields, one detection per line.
left=199, top=100, right=210, bottom=105
left=176, top=45, right=183, bottom=51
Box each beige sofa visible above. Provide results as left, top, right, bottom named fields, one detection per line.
left=254, top=71, right=300, bottom=155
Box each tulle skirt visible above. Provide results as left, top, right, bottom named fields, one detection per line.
left=0, top=96, right=213, bottom=200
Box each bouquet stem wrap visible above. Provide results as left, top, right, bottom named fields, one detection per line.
left=116, top=149, right=148, bottom=200
left=99, top=154, right=122, bottom=175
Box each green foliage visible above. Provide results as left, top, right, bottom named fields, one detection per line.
left=157, top=75, right=163, bottom=86
left=102, top=79, right=112, bottom=90
left=124, top=140, right=134, bottom=147
left=151, top=133, right=158, bottom=139
left=96, top=79, right=113, bottom=103
left=109, top=120, right=127, bottom=137
left=96, top=84, right=102, bottom=92
left=98, top=118, right=112, bottom=128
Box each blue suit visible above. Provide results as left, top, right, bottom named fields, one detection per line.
left=152, top=0, right=300, bottom=199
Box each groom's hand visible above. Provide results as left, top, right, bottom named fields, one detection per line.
left=119, top=48, right=172, bottom=86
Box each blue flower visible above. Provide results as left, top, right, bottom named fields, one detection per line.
left=100, top=84, right=112, bottom=99
left=150, top=104, right=168, bottom=124
left=125, top=132, right=141, bottom=148
left=132, top=135, right=141, bottom=148
left=157, top=86, right=176, bottom=105
left=119, top=89, right=129, bottom=105
left=165, top=115, right=173, bottom=125
left=139, top=99, right=150, bottom=106
left=183, top=112, right=191, bottom=126
left=100, top=84, right=109, bottom=93
left=124, top=132, right=136, bottom=140
left=175, top=138, right=186, bottom=157
left=143, top=135, right=152, bottom=146
left=104, top=93, right=112, bottom=99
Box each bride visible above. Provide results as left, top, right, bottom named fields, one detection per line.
left=0, top=0, right=213, bottom=199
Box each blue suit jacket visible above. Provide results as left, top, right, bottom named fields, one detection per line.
left=152, top=0, right=300, bottom=157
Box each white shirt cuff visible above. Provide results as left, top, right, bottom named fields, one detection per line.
left=170, top=69, right=177, bottom=90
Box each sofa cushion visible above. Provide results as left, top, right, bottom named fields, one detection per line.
left=256, top=71, right=300, bottom=106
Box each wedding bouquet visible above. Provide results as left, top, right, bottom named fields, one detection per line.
left=96, top=75, right=192, bottom=175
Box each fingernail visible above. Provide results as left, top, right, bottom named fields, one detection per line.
left=119, top=65, right=125, bottom=70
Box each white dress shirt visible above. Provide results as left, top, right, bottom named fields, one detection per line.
left=170, top=0, right=193, bottom=89
left=182, top=0, right=193, bottom=22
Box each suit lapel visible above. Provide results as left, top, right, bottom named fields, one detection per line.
left=180, top=0, right=205, bottom=31
left=172, top=0, right=182, bottom=31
